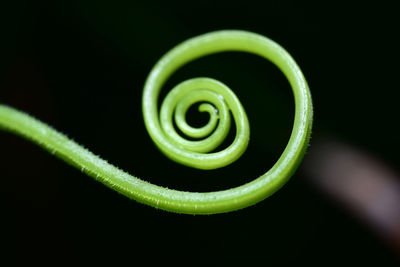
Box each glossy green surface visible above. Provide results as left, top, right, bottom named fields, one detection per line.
left=0, top=30, right=312, bottom=214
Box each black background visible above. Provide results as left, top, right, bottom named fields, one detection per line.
left=1, top=0, right=399, bottom=265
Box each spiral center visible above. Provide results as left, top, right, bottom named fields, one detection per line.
left=184, top=103, right=213, bottom=133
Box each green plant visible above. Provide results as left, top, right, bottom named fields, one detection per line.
left=0, top=30, right=313, bottom=214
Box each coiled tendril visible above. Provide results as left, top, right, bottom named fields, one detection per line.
left=0, top=30, right=313, bottom=214
left=146, top=75, right=249, bottom=170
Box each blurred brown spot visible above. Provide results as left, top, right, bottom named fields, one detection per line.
left=303, top=139, right=400, bottom=254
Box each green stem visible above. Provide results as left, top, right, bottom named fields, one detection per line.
left=0, top=30, right=313, bottom=214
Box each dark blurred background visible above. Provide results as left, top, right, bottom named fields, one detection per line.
left=1, top=0, right=399, bottom=265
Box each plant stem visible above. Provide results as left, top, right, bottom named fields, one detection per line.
left=0, top=30, right=313, bottom=214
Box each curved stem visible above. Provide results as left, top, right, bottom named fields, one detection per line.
left=0, top=30, right=313, bottom=214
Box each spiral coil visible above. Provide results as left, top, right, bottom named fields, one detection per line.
left=0, top=30, right=313, bottom=214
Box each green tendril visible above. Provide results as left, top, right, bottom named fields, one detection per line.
left=0, top=30, right=313, bottom=214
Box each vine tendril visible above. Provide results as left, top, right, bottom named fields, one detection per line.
left=0, top=30, right=313, bottom=214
